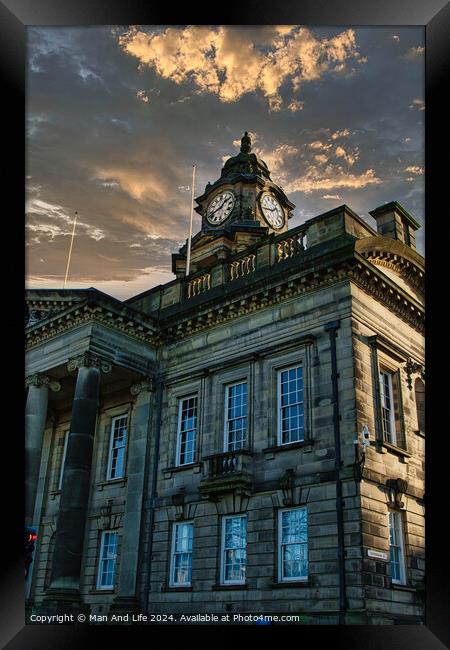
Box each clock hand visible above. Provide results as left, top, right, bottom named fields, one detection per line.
left=210, top=198, right=227, bottom=216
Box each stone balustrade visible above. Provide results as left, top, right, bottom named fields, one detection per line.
left=186, top=273, right=211, bottom=298
left=229, top=254, right=256, bottom=281
left=275, top=231, right=306, bottom=262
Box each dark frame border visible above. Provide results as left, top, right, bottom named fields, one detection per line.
left=2, top=0, right=448, bottom=647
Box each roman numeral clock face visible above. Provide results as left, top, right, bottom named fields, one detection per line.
left=206, top=191, right=235, bottom=225
left=260, top=193, right=285, bottom=229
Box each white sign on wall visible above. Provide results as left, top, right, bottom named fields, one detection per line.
left=367, top=549, right=388, bottom=560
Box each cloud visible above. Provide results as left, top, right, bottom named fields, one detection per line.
left=335, top=145, right=358, bottom=166
left=136, top=89, right=149, bottom=103
left=309, top=140, right=332, bottom=150
left=285, top=165, right=381, bottom=194
left=287, top=99, right=304, bottom=112
left=331, top=128, right=350, bottom=140
left=94, top=167, right=167, bottom=201
left=117, top=25, right=363, bottom=110
left=314, top=154, right=329, bottom=164
left=252, top=141, right=299, bottom=183
left=322, top=194, right=342, bottom=199
left=26, top=198, right=105, bottom=240
left=404, top=165, right=424, bottom=174
left=409, top=98, right=425, bottom=111
left=402, top=46, right=425, bottom=62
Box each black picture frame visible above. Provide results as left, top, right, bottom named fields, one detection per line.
left=3, top=1, right=448, bottom=647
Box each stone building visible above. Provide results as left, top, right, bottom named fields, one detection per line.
left=25, top=133, right=425, bottom=624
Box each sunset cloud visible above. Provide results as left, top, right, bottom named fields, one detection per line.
left=410, top=98, right=425, bottom=111
left=25, top=26, right=424, bottom=298
left=404, top=165, right=424, bottom=174
left=285, top=166, right=381, bottom=194
left=335, top=145, right=358, bottom=166
left=402, top=45, right=425, bottom=62
left=118, top=25, right=363, bottom=110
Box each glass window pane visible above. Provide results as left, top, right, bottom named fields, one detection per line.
left=279, top=367, right=304, bottom=444
left=178, top=397, right=198, bottom=465
left=222, top=516, right=247, bottom=583
left=225, top=383, right=247, bottom=451
left=280, top=508, right=308, bottom=581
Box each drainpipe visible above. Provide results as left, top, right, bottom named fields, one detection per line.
left=324, top=320, right=347, bottom=625
left=143, top=378, right=164, bottom=612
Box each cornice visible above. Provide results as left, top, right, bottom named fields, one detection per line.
left=25, top=300, right=159, bottom=350
left=26, top=250, right=425, bottom=350
left=349, top=259, right=424, bottom=334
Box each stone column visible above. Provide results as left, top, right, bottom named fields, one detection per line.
left=111, top=379, right=154, bottom=614
left=25, top=373, right=61, bottom=526
left=44, top=352, right=111, bottom=610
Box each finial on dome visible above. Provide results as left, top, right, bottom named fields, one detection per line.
left=240, top=131, right=252, bottom=154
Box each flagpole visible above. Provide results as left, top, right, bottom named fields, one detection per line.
left=185, top=164, right=196, bottom=276
left=63, top=210, right=78, bottom=288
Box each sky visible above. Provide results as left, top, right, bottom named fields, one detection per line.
left=26, top=25, right=425, bottom=300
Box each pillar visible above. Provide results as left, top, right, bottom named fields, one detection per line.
left=25, top=373, right=61, bottom=526
left=111, top=379, right=153, bottom=614
left=44, top=352, right=111, bottom=610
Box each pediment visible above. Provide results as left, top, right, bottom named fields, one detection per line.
left=355, top=236, right=424, bottom=303
left=25, top=289, right=91, bottom=327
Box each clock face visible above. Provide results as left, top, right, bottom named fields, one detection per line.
left=206, top=191, right=235, bottom=225
left=260, top=193, right=284, bottom=229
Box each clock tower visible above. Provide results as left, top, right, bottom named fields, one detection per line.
left=173, top=132, right=295, bottom=277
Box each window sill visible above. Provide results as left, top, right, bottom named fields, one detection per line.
left=89, top=589, right=116, bottom=595
left=271, top=580, right=310, bottom=588
left=160, top=586, right=193, bottom=592
left=376, top=441, right=411, bottom=459
left=212, top=583, right=248, bottom=591
left=414, top=430, right=425, bottom=439
left=97, top=477, right=127, bottom=490
left=390, top=583, right=416, bottom=592
left=163, top=463, right=202, bottom=477
left=263, top=441, right=313, bottom=456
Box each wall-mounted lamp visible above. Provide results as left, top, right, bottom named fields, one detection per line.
left=353, top=426, right=370, bottom=482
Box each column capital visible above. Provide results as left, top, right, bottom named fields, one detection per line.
left=67, top=351, right=112, bottom=374
left=26, top=373, right=61, bottom=392
left=130, top=378, right=154, bottom=396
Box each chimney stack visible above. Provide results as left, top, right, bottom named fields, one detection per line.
left=369, top=201, right=420, bottom=250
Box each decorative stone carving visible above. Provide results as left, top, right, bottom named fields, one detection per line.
left=404, top=357, right=425, bottom=390
left=67, top=351, right=112, bottom=374
left=26, top=309, right=58, bottom=328
left=98, top=501, right=123, bottom=530
left=25, top=373, right=61, bottom=392
left=130, top=378, right=155, bottom=396
left=278, top=468, right=296, bottom=506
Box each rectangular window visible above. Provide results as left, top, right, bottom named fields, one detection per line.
left=379, top=370, right=396, bottom=444
left=176, top=396, right=198, bottom=466
left=224, top=382, right=247, bottom=451
left=278, top=507, right=308, bottom=582
left=107, top=414, right=128, bottom=480
left=97, top=530, right=118, bottom=590
left=58, top=429, right=69, bottom=490
left=170, top=522, right=194, bottom=587
left=277, top=366, right=304, bottom=445
left=388, top=511, right=406, bottom=584
left=220, top=515, right=247, bottom=584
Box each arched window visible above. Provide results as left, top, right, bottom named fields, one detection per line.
left=415, top=378, right=425, bottom=434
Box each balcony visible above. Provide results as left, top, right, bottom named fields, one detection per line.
left=199, top=449, right=254, bottom=498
